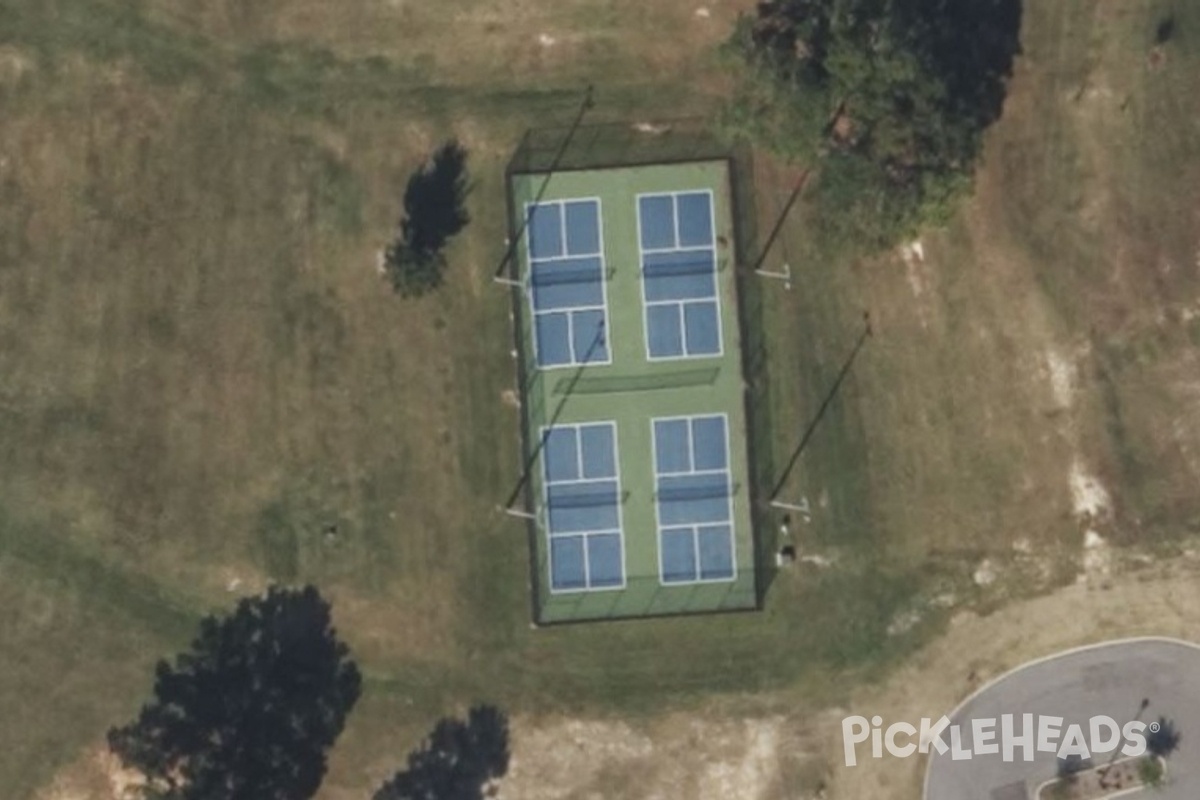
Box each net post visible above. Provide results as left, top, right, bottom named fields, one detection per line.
left=748, top=169, right=810, bottom=276
left=754, top=263, right=792, bottom=290
left=501, top=505, right=537, bottom=520
left=493, top=235, right=526, bottom=287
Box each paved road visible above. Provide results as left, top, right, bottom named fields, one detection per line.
left=924, top=638, right=1200, bottom=800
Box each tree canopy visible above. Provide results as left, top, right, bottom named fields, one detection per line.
left=108, top=586, right=362, bottom=800
left=385, top=140, right=471, bottom=297
left=723, top=0, right=1022, bottom=251
left=1146, top=716, right=1181, bottom=758
left=372, top=705, right=510, bottom=800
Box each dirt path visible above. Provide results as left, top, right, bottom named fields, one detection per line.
left=494, top=556, right=1200, bottom=800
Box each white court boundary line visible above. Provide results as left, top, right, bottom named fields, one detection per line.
left=921, top=636, right=1200, bottom=800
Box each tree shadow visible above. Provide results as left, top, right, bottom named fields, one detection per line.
left=373, top=705, right=509, bottom=800
left=1155, top=16, right=1176, bottom=45
left=905, top=0, right=1024, bottom=131
left=401, top=139, right=471, bottom=256
left=1057, top=753, right=1090, bottom=780
left=1147, top=715, right=1181, bottom=758
left=108, top=585, right=362, bottom=800
left=385, top=140, right=471, bottom=297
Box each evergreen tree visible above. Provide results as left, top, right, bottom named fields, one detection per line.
left=108, top=586, right=362, bottom=800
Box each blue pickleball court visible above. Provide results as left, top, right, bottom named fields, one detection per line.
left=526, top=198, right=610, bottom=368
left=541, top=422, right=626, bottom=591
left=652, top=414, right=735, bottom=584
left=508, top=156, right=761, bottom=623
left=637, top=191, right=722, bottom=360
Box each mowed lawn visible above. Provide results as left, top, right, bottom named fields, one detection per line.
left=1, top=0, right=1199, bottom=798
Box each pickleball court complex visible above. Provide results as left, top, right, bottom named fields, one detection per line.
left=505, top=141, right=762, bottom=624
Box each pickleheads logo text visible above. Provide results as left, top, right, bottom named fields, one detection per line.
left=841, top=714, right=1151, bottom=766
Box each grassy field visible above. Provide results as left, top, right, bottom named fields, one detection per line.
left=0, top=0, right=1198, bottom=797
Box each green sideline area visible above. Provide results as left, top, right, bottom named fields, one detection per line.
left=508, top=160, right=758, bottom=623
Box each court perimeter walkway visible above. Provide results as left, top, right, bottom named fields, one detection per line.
left=924, top=637, right=1200, bottom=800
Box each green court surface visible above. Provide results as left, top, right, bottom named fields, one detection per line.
left=507, top=159, right=760, bottom=624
